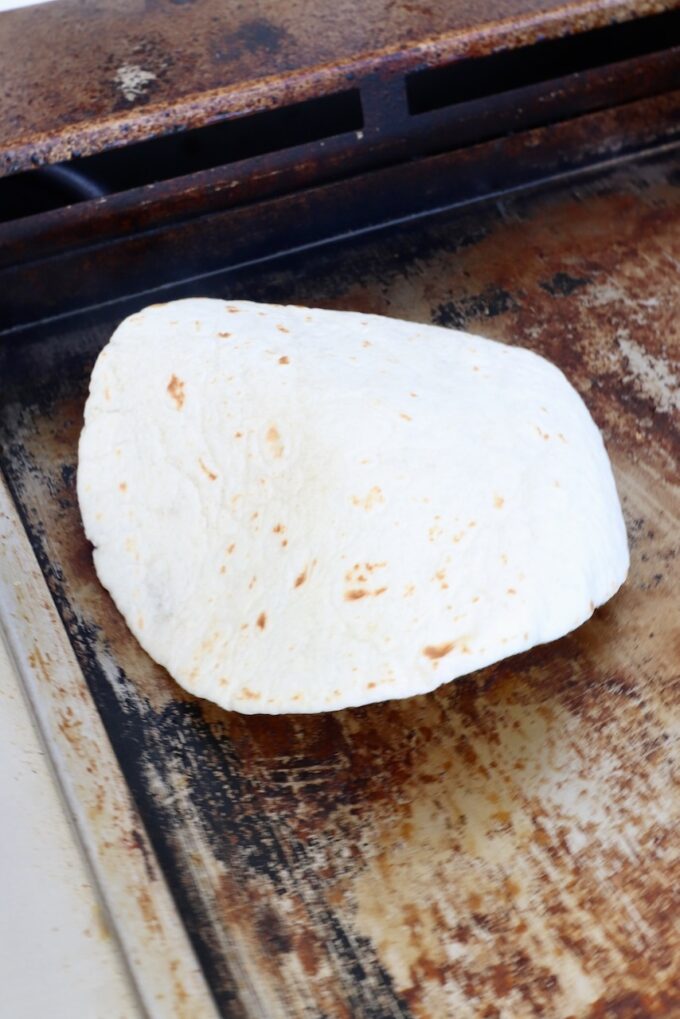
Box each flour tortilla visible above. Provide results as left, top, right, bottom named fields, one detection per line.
left=77, top=298, right=629, bottom=713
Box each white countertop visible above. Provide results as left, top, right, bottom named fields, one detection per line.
left=0, top=632, right=140, bottom=1019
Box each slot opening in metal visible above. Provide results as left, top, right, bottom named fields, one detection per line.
left=406, top=8, right=680, bottom=115
left=0, top=88, right=364, bottom=225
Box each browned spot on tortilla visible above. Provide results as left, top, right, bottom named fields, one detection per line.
left=494, top=495, right=505, bottom=509
left=256, top=612, right=266, bottom=630
left=137, top=615, right=144, bottom=630
left=362, top=340, right=372, bottom=348
left=278, top=355, right=290, bottom=364
left=118, top=482, right=127, bottom=492
left=400, top=412, right=412, bottom=421
left=220, top=565, right=226, bottom=574
left=282, top=539, right=288, bottom=547
left=507, top=587, right=517, bottom=595
left=218, top=331, right=231, bottom=338
left=472, top=595, right=481, bottom=603
left=346, top=589, right=368, bottom=600
left=218, top=677, right=229, bottom=687
left=266, top=425, right=284, bottom=457
left=294, top=570, right=307, bottom=588
left=104, top=387, right=111, bottom=401
left=404, top=584, right=415, bottom=596
left=234, top=431, right=243, bottom=438
left=468, top=520, right=477, bottom=528
left=410, top=392, right=418, bottom=397
left=365, top=561, right=387, bottom=572
left=241, top=687, right=260, bottom=700
left=198, top=458, right=217, bottom=480
left=227, top=543, right=236, bottom=554
left=535, top=425, right=551, bottom=440
left=292, top=694, right=302, bottom=702
left=273, top=523, right=284, bottom=534
left=276, top=324, right=290, bottom=333
left=352, top=486, right=384, bottom=510
left=423, top=641, right=456, bottom=659
left=374, top=587, right=387, bottom=596
left=249, top=576, right=257, bottom=589
left=367, top=681, right=377, bottom=689
left=167, top=374, right=185, bottom=409
left=226, top=306, right=240, bottom=313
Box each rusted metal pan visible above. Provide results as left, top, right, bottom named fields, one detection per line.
left=1, top=0, right=676, bottom=175
left=0, top=150, right=677, bottom=1018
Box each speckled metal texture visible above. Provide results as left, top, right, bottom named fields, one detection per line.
left=0, top=153, right=678, bottom=1017
left=0, top=0, right=676, bottom=174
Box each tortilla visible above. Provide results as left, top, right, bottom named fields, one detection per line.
left=77, top=298, right=629, bottom=713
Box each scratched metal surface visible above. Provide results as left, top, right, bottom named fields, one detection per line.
left=0, top=153, right=679, bottom=1018
left=0, top=0, right=675, bottom=173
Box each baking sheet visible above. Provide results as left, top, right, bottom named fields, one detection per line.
left=0, top=152, right=678, bottom=1018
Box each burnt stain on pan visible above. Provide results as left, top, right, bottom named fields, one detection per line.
left=0, top=155, right=678, bottom=1016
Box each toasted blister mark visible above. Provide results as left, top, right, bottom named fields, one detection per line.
left=218, top=331, right=231, bottom=338
left=400, top=412, right=412, bottom=422
left=198, top=458, right=218, bottom=481
left=239, top=687, right=260, bottom=700
left=119, top=482, right=127, bottom=492
left=167, top=374, right=185, bottom=409
left=278, top=356, right=290, bottom=364
left=352, top=486, right=385, bottom=510
left=294, top=570, right=307, bottom=588
left=494, top=494, right=505, bottom=509
left=423, top=641, right=456, bottom=660
left=276, top=325, right=290, bottom=334
left=346, top=589, right=368, bottom=601
left=256, top=612, right=267, bottom=630
left=265, top=425, right=284, bottom=458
